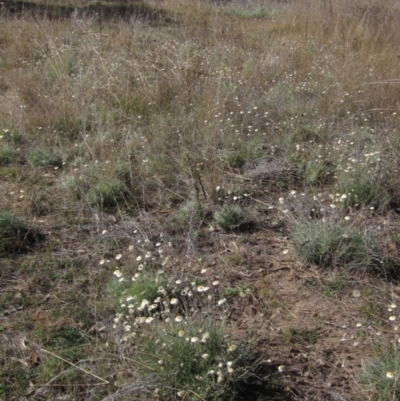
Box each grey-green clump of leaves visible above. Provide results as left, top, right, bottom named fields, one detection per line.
left=87, top=180, right=128, bottom=211
left=0, top=128, right=24, bottom=145
left=360, top=345, right=400, bottom=401
left=222, top=137, right=263, bottom=169
left=136, top=318, right=283, bottom=401
left=0, top=146, right=16, bottom=165
left=0, top=210, right=33, bottom=254
left=27, top=148, right=61, bottom=168
left=293, top=219, right=384, bottom=273
left=214, top=204, right=246, bottom=232
left=336, top=169, right=389, bottom=209
left=109, top=270, right=170, bottom=317
left=303, top=160, right=334, bottom=186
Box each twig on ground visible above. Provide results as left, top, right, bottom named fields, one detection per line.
left=40, top=348, right=109, bottom=383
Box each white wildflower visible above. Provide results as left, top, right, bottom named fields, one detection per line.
left=113, top=270, right=123, bottom=278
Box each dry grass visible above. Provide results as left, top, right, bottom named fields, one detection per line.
left=1, top=0, right=400, bottom=399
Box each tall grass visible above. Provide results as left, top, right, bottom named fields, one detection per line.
left=2, top=0, right=400, bottom=399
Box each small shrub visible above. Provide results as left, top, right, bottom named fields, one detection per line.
left=61, top=175, right=86, bottom=201
left=38, top=327, right=86, bottom=362
left=0, top=128, right=23, bottom=144
left=178, top=200, right=201, bottom=220
left=293, top=219, right=382, bottom=273
left=116, top=164, right=135, bottom=187
left=0, top=210, right=30, bottom=253
left=336, top=170, right=388, bottom=209
left=214, top=204, right=246, bottom=232
left=167, top=200, right=202, bottom=232
left=29, top=186, right=57, bottom=216
left=222, top=138, right=263, bottom=169
left=87, top=180, right=127, bottom=211
left=360, top=345, right=400, bottom=400
left=224, top=149, right=248, bottom=169
left=136, top=318, right=283, bottom=401
left=27, top=148, right=61, bottom=168
left=0, top=166, right=18, bottom=180
left=109, top=270, right=169, bottom=317
left=0, top=361, right=31, bottom=398
left=304, top=160, right=334, bottom=185
left=0, top=147, right=15, bottom=165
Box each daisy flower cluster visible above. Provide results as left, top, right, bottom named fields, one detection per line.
left=105, top=234, right=227, bottom=334
left=137, top=317, right=261, bottom=398
left=104, top=234, right=267, bottom=400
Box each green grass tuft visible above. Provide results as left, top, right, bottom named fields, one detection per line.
left=27, top=148, right=61, bottom=168
left=0, top=146, right=15, bottom=165
left=214, top=204, right=246, bottom=232
left=137, top=318, right=283, bottom=401
left=87, top=180, right=127, bottom=211
left=336, top=168, right=389, bottom=209
left=292, top=219, right=384, bottom=273
left=0, top=210, right=30, bottom=254
left=361, top=345, right=400, bottom=401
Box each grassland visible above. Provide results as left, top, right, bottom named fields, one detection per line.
left=1, top=0, right=400, bottom=400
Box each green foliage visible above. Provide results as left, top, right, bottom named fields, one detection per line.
left=214, top=204, right=246, bottom=232
left=115, top=163, right=135, bottom=187
left=225, top=7, right=270, bottom=20
left=321, top=277, right=346, bottom=298
left=0, top=360, right=32, bottom=398
left=0, top=166, right=18, bottom=180
left=108, top=270, right=169, bottom=316
left=293, top=219, right=382, bottom=272
left=168, top=200, right=202, bottom=232
left=62, top=175, right=85, bottom=201
left=38, top=327, right=86, bottom=362
left=27, top=148, right=61, bottom=168
left=304, top=160, right=333, bottom=185
left=0, top=210, right=30, bottom=253
left=224, top=287, right=249, bottom=298
left=228, top=252, right=242, bottom=265
left=336, top=169, right=388, bottom=209
left=281, top=327, right=320, bottom=345
left=34, top=327, right=87, bottom=392
left=0, top=146, right=15, bottom=165
left=222, top=137, right=263, bottom=169
left=360, top=345, right=400, bottom=401
left=137, top=319, right=282, bottom=401
left=87, top=180, right=127, bottom=211
left=0, top=128, right=23, bottom=144
left=224, top=287, right=241, bottom=297
left=51, top=114, right=86, bottom=140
